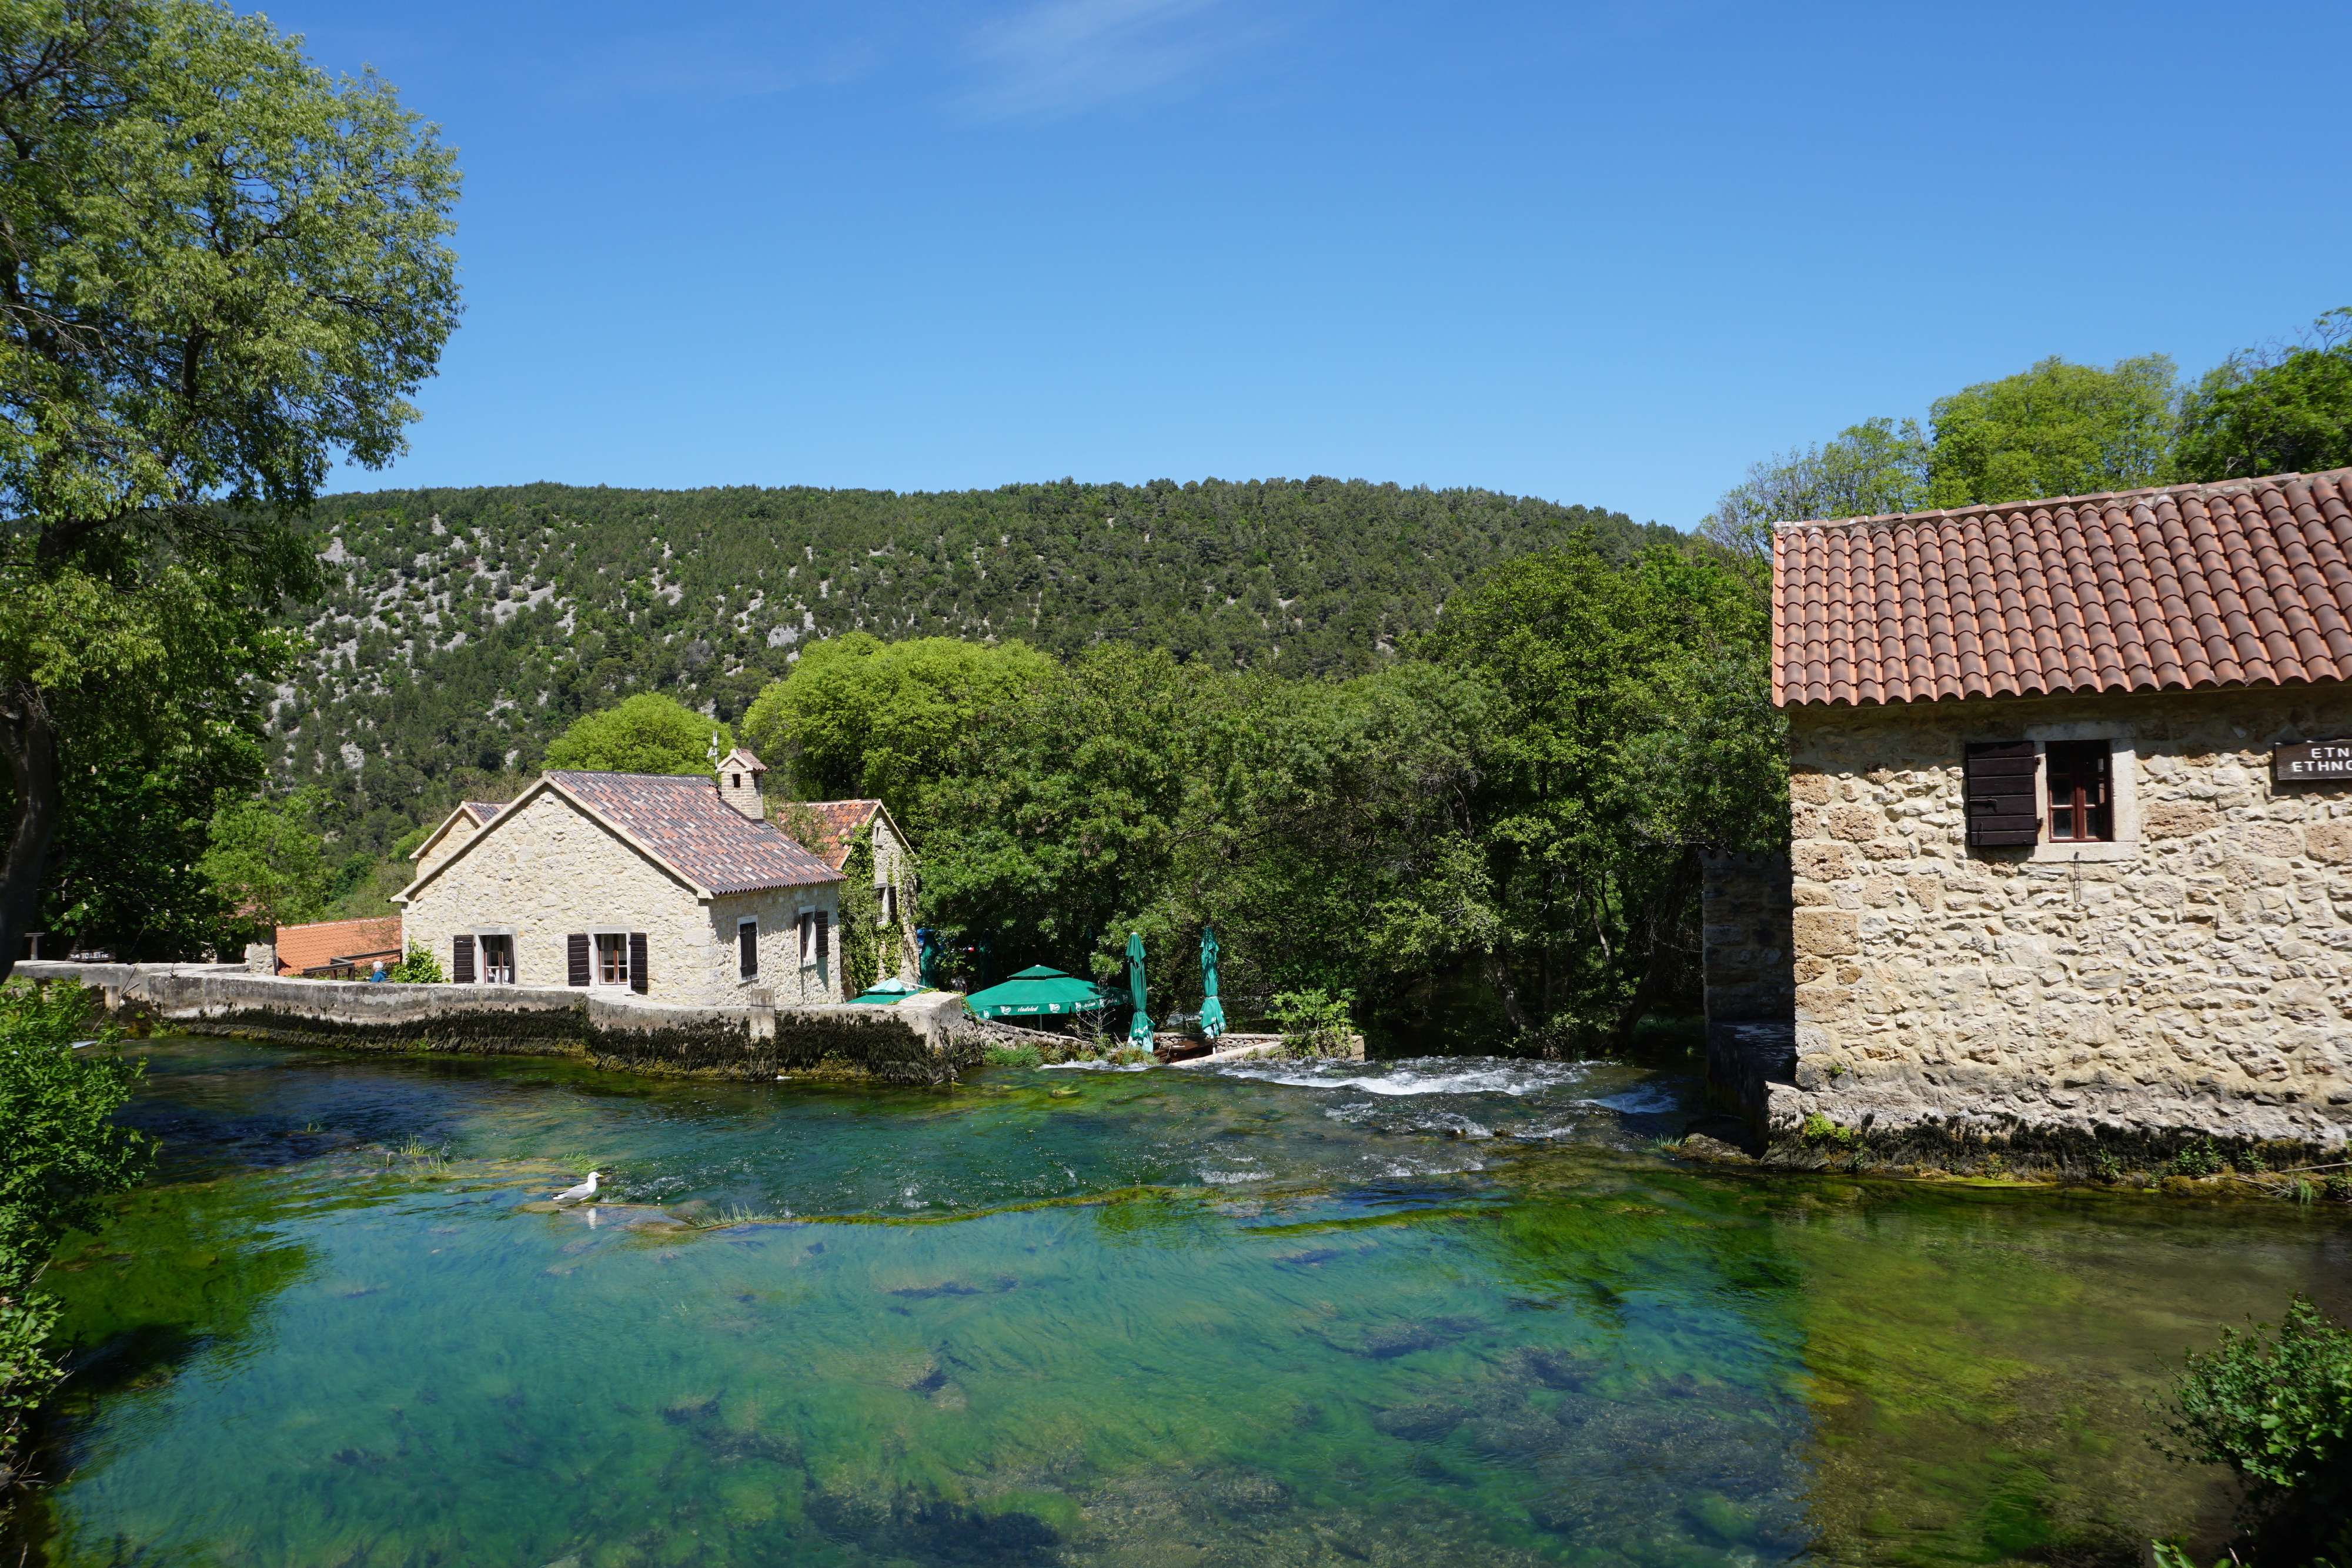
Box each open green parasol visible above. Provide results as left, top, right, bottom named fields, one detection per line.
left=1126, top=932, right=1154, bottom=1046
left=1198, top=926, right=1226, bottom=1040
left=963, top=965, right=1116, bottom=1019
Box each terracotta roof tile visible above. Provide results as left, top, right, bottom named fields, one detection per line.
left=1772, top=469, right=2352, bottom=707
left=544, top=772, right=841, bottom=894
left=275, top=916, right=403, bottom=975
left=786, top=799, right=884, bottom=871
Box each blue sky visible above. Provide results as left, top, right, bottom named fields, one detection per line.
left=282, top=0, right=2352, bottom=529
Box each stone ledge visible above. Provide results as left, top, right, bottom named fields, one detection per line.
left=15, top=961, right=975, bottom=1085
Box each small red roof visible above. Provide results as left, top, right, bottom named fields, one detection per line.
left=275, top=916, right=402, bottom=975
left=787, top=799, right=884, bottom=870
left=1773, top=468, right=2352, bottom=708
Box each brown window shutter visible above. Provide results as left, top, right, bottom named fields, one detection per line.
left=1965, top=741, right=2040, bottom=847
left=816, top=910, right=830, bottom=962
left=629, top=932, right=649, bottom=993
left=567, top=933, right=591, bottom=987
left=453, top=934, right=475, bottom=984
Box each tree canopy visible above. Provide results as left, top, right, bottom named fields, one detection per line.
left=1703, top=313, right=2352, bottom=537
left=2176, top=309, right=2352, bottom=483
left=741, top=633, right=1052, bottom=818
left=542, top=693, right=729, bottom=777
left=0, top=0, right=460, bottom=979
left=1924, top=354, right=2179, bottom=507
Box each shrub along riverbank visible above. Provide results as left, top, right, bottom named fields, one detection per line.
left=0, top=983, right=152, bottom=1499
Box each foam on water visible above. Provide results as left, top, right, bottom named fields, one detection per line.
left=1209, top=1055, right=1604, bottom=1098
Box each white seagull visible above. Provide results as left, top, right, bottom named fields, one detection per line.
left=551, top=1171, right=601, bottom=1205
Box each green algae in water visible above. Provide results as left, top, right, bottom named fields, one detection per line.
left=6, top=1039, right=2345, bottom=1567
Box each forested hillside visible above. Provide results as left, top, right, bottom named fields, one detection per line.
left=271, top=477, right=1672, bottom=857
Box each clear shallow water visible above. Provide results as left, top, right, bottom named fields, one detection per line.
left=9, top=1039, right=2348, bottom=1568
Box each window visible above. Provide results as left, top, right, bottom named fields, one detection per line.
left=881, top=884, right=897, bottom=925
left=596, top=932, right=630, bottom=985
left=798, top=910, right=830, bottom=967
left=731, top=772, right=742, bottom=789
left=739, top=918, right=759, bottom=978
left=2046, top=740, right=2113, bottom=842
left=479, top=934, right=514, bottom=985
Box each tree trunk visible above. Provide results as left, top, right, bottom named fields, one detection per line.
left=0, top=680, right=61, bottom=985
left=1601, top=844, right=1700, bottom=1054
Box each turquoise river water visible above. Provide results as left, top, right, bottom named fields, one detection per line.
left=5, top=1037, right=2347, bottom=1567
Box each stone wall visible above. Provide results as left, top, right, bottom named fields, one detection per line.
left=18, top=963, right=971, bottom=1084
left=399, top=788, right=842, bottom=1008
left=1781, top=684, right=2352, bottom=1151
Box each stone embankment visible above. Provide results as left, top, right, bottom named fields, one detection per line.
left=18, top=962, right=977, bottom=1085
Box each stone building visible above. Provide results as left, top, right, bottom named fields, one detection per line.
left=777, top=797, right=920, bottom=982
left=396, top=755, right=845, bottom=1007
left=1750, top=466, right=2352, bottom=1149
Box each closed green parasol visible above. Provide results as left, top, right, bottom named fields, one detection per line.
left=1126, top=932, right=1153, bottom=1046
left=1198, top=925, right=1226, bottom=1040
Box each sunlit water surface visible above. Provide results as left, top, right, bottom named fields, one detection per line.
left=9, top=1038, right=2348, bottom=1567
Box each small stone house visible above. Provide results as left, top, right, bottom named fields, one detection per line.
left=396, top=753, right=846, bottom=1007
left=1759, top=467, right=2352, bottom=1148
left=776, top=797, right=920, bottom=982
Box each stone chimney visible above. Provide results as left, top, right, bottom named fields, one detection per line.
left=716, top=747, right=768, bottom=821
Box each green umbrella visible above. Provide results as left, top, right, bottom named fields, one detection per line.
left=963, top=965, right=1117, bottom=1019
left=1125, top=932, right=1154, bottom=1046
left=1198, top=925, right=1226, bottom=1041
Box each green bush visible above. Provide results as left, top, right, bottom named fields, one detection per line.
left=387, top=942, right=445, bottom=983
left=981, top=1042, right=1041, bottom=1068
left=2158, top=1294, right=2352, bottom=1560
left=1271, top=988, right=1355, bottom=1059
left=0, top=982, right=153, bottom=1486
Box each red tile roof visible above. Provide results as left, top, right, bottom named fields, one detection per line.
left=544, top=771, right=841, bottom=894
left=785, top=799, right=883, bottom=870
left=275, top=916, right=403, bottom=975
left=1773, top=469, right=2352, bottom=708
left=461, top=801, right=505, bottom=824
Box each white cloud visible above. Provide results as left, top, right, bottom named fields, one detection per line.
left=961, top=0, right=1271, bottom=119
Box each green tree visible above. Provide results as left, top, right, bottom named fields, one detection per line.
left=1426, top=539, right=1785, bottom=1048
left=1925, top=354, right=2179, bottom=507
left=0, top=980, right=151, bottom=1487
left=918, top=643, right=1207, bottom=977
left=197, top=787, right=330, bottom=937
left=0, top=0, right=462, bottom=981
left=1701, top=416, right=1930, bottom=566
left=741, top=634, right=1054, bottom=824
left=39, top=719, right=263, bottom=958
left=542, top=693, right=730, bottom=777
left=2176, top=308, right=2352, bottom=483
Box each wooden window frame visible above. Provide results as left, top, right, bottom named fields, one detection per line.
left=594, top=930, right=630, bottom=987
left=739, top=917, right=759, bottom=979
left=2044, top=739, right=2114, bottom=843
left=477, top=932, right=515, bottom=985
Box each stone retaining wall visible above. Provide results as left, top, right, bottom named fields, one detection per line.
left=16, top=962, right=974, bottom=1085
